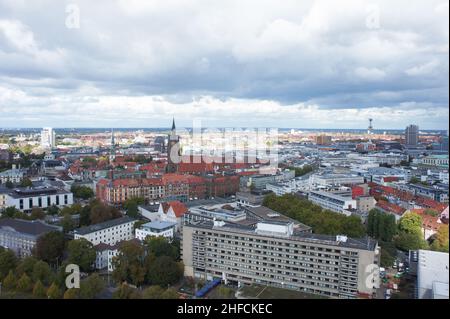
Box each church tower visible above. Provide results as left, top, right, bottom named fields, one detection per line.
left=166, top=118, right=180, bottom=173
left=109, top=128, right=116, bottom=163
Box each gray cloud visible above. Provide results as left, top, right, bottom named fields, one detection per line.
left=0, top=0, right=448, bottom=129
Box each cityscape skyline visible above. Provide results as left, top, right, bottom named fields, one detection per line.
left=0, top=0, right=448, bottom=304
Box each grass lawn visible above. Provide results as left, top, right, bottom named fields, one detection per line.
left=239, top=284, right=327, bottom=299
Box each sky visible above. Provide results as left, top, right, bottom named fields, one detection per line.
left=0, top=0, right=448, bottom=130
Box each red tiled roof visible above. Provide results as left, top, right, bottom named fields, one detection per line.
left=161, top=201, right=187, bottom=217
left=376, top=200, right=406, bottom=216
left=382, top=176, right=400, bottom=183
left=409, top=209, right=442, bottom=232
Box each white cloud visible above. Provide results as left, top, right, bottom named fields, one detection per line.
left=0, top=0, right=448, bottom=128
left=354, top=67, right=386, bottom=81
left=405, top=60, right=441, bottom=76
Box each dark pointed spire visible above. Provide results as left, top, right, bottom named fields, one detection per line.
left=171, top=117, right=176, bottom=131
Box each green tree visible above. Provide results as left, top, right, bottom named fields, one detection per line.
left=16, top=256, right=38, bottom=277
left=342, top=215, right=365, bottom=238
left=34, top=231, right=65, bottom=265
left=2, top=270, right=17, bottom=290
left=30, top=207, right=45, bottom=220
left=71, top=185, right=94, bottom=200
left=90, top=202, right=121, bottom=224
left=123, top=197, right=144, bottom=218
left=63, top=288, right=80, bottom=299
left=0, top=248, right=17, bottom=279
left=61, top=214, right=75, bottom=233
left=146, top=236, right=179, bottom=260
left=398, top=212, right=423, bottom=235
left=262, top=193, right=367, bottom=238
left=113, top=283, right=141, bottom=299
left=17, top=273, right=33, bottom=293
left=142, top=285, right=165, bottom=299
left=430, top=226, right=449, bottom=252
left=161, top=288, right=179, bottom=299
left=112, top=240, right=146, bottom=286
left=5, top=180, right=14, bottom=189
left=381, top=214, right=397, bottom=242
left=47, top=282, right=62, bottom=299
left=47, top=205, right=60, bottom=216
left=67, top=239, right=96, bottom=272
left=32, top=280, right=47, bottom=298
left=20, top=177, right=33, bottom=188
left=395, top=232, right=427, bottom=251
left=379, top=241, right=397, bottom=267
left=32, top=261, right=53, bottom=285
left=79, top=274, right=105, bottom=299
left=147, top=257, right=183, bottom=286
left=2, top=206, right=19, bottom=218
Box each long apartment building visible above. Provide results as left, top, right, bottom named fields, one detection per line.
left=74, top=216, right=136, bottom=246
left=182, top=219, right=379, bottom=299
left=308, top=190, right=357, bottom=215
left=96, top=173, right=240, bottom=205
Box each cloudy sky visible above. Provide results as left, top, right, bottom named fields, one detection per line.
left=0, top=0, right=448, bottom=129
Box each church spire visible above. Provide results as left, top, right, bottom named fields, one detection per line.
left=171, top=117, right=176, bottom=131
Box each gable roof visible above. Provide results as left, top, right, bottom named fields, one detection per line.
left=161, top=200, right=187, bottom=217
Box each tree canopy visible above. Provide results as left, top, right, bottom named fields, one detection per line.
left=67, top=238, right=96, bottom=272
left=263, top=193, right=366, bottom=237
left=34, top=231, right=65, bottom=265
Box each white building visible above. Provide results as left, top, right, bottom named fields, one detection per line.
left=416, top=250, right=449, bottom=299
left=5, top=187, right=73, bottom=212
left=439, top=172, right=449, bottom=184
left=309, top=174, right=364, bottom=188
left=158, top=201, right=187, bottom=232
left=0, top=167, right=26, bottom=184
left=0, top=187, right=8, bottom=209
left=308, top=190, right=357, bottom=215
left=135, top=220, right=177, bottom=241
left=74, top=216, right=136, bottom=246
left=41, top=127, right=56, bottom=149
left=266, top=182, right=295, bottom=196
left=94, top=242, right=120, bottom=272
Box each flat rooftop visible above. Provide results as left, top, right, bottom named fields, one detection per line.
left=244, top=206, right=311, bottom=232
left=185, top=220, right=377, bottom=251
left=74, top=216, right=136, bottom=235
left=141, top=220, right=177, bottom=231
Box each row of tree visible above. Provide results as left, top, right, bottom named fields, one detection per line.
left=367, top=209, right=449, bottom=266
left=111, top=237, right=183, bottom=288
left=263, top=193, right=366, bottom=238
left=70, top=185, right=94, bottom=200
left=0, top=246, right=104, bottom=299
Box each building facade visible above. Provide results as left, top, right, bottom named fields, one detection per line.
left=308, top=191, right=357, bottom=215
left=5, top=187, right=73, bottom=212
left=135, top=220, right=177, bottom=241
left=182, top=220, right=379, bottom=299
left=0, top=218, right=62, bottom=257
left=41, top=127, right=56, bottom=149
left=405, top=124, right=419, bottom=146
left=74, top=216, right=136, bottom=246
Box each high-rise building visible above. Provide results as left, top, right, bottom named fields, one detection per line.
left=405, top=125, right=419, bottom=146
left=315, top=135, right=332, bottom=146
left=40, top=127, right=56, bottom=149
left=182, top=219, right=380, bottom=299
